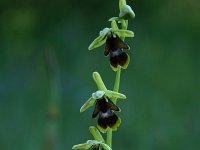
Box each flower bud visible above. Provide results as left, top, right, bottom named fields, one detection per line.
left=119, top=5, right=135, bottom=20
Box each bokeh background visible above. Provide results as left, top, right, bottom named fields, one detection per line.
left=0, top=0, right=200, bottom=150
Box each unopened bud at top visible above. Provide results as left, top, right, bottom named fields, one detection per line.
left=119, top=5, right=135, bottom=20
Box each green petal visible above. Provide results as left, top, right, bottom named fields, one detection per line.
left=121, top=19, right=128, bottom=30
left=105, top=90, right=126, bottom=99
left=72, top=143, right=91, bottom=149
left=121, top=53, right=130, bottom=69
left=80, top=97, right=96, bottom=112
left=93, top=72, right=107, bottom=91
left=108, top=17, right=120, bottom=21
left=111, top=20, right=118, bottom=30
left=113, top=29, right=134, bottom=38
left=100, top=143, right=112, bottom=150
left=89, top=126, right=105, bottom=142
left=88, top=35, right=106, bottom=50
left=127, top=44, right=130, bottom=50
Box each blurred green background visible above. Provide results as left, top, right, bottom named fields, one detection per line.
left=0, top=0, right=200, bottom=150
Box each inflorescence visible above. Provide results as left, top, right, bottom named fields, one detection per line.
left=72, top=0, right=135, bottom=149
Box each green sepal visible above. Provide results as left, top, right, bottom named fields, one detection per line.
left=121, top=53, right=130, bottom=69
left=72, top=142, right=91, bottom=149
left=89, top=126, right=105, bottom=143
left=105, top=90, right=126, bottom=99
left=88, top=35, right=106, bottom=50
left=88, top=28, right=111, bottom=50
left=93, top=72, right=107, bottom=91
left=119, top=5, right=135, bottom=20
left=113, top=29, right=134, bottom=38
left=101, top=143, right=112, bottom=150
left=80, top=97, right=96, bottom=112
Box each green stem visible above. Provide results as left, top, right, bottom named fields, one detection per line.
left=106, top=67, right=121, bottom=148
left=106, top=128, right=112, bottom=148
left=113, top=67, right=121, bottom=104
left=106, top=0, right=128, bottom=147
left=119, top=0, right=126, bottom=10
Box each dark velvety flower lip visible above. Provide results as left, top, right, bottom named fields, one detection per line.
left=103, top=34, right=130, bottom=71
left=98, top=110, right=118, bottom=129
left=97, top=115, right=121, bottom=133
left=91, top=97, right=121, bottom=133
left=110, top=51, right=129, bottom=69
left=118, top=51, right=128, bottom=66
left=104, top=34, right=129, bottom=56
left=92, top=97, right=120, bottom=118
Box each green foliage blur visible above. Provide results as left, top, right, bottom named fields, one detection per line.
left=0, top=0, right=200, bottom=150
